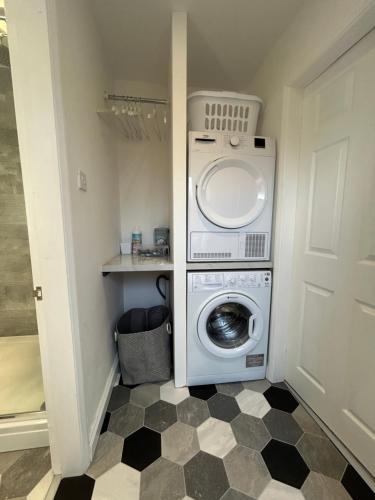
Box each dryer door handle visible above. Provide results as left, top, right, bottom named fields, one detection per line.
left=249, top=314, right=256, bottom=338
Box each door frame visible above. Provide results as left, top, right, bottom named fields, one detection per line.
left=5, top=0, right=90, bottom=476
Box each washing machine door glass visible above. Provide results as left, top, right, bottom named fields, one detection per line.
left=198, top=293, right=264, bottom=359
left=196, top=158, right=267, bottom=229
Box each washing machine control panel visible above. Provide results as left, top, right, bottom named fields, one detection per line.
left=191, top=271, right=271, bottom=292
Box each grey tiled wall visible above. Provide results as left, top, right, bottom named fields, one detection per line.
left=0, top=111, right=38, bottom=336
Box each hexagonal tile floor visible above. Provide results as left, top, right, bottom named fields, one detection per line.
left=52, top=378, right=375, bottom=500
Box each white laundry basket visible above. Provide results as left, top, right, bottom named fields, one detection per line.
left=188, top=91, right=262, bottom=135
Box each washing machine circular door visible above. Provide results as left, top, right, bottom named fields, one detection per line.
left=196, top=157, right=267, bottom=229
left=197, top=293, right=264, bottom=359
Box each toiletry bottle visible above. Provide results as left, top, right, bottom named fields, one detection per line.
left=131, top=227, right=142, bottom=255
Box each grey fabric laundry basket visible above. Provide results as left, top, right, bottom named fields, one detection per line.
left=116, top=305, right=172, bottom=385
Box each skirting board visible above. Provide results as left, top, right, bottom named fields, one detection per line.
left=286, top=382, right=375, bottom=493
left=88, top=354, right=119, bottom=459
left=0, top=416, right=49, bottom=452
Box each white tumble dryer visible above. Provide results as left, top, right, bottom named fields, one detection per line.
left=188, top=131, right=275, bottom=261
left=187, top=270, right=271, bottom=385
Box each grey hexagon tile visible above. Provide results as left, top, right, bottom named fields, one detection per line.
left=221, top=488, right=255, bottom=500
left=242, top=379, right=271, bottom=393
left=292, top=405, right=325, bottom=437
left=177, top=396, right=210, bottom=427
left=160, top=380, right=190, bottom=405
left=297, top=433, right=347, bottom=480
left=231, top=413, right=270, bottom=451
left=197, top=417, right=237, bottom=458
left=302, top=471, right=351, bottom=499
left=140, top=457, right=185, bottom=500
left=162, top=422, right=199, bottom=465
left=263, top=408, right=303, bottom=445
left=130, top=383, right=160, bottom=407
left=0, top=450, right=24, bottom=475
left=272, top=381, right=289, bottom=390
left=184, top=451, right=229, bottom=500
left=0, top=447, right=51, bottom=500
left=107, top=385, right=131, bottom=412
left=108, top=402, right=144, bottom=438
left=208, top=393, right=241, bottom=422
left=145, top=400, right=177, bottom=432
left=86, top=431, right=123, bottom=479
left=216, top=382, right=244, bottom=397
left=92, top=463, right=140, bottom=500
left=224, top=445, right=270, bottom=498
left=235, top=389, right=271, bottom=418
left=258, top=479, right=305, bottom=499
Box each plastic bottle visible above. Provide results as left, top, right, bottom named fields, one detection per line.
left=131, top=227, right=142, bottom=255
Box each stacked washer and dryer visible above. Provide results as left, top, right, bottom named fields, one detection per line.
left=186, top=91, right=275, bottom=385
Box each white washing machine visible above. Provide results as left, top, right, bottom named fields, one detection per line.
left=188, top=131, right=275, bottom=261
left=187, top=270, right=271, bottom=385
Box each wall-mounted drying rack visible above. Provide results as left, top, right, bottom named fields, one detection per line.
left=97, top=92, right=169, bottom=142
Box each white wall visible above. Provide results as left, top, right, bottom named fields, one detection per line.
left=246, top=0, right=375, bottom=382
left=248, top=0, right=375, bottom=138
left=52, top=0, right=123, bottom=440
left=114, top=80, right=170, bottom=246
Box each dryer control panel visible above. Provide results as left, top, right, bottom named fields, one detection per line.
left=190, top=271, right=271, bottom=292
left=189, top=131, right=275, bottom=157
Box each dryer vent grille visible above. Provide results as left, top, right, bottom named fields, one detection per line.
left=245, top=233, right=266, bottom=258
left=193, top=252, right=232, bottom=260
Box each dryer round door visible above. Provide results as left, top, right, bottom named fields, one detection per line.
left=197, top=293, right=264, bottom=359
left=196, top=157, right=267, bottom=229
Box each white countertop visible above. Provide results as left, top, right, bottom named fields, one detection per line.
left=102, top=254, right=174, bottom=273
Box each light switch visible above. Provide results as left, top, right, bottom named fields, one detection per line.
left=77, top=170, right=87, bottom=191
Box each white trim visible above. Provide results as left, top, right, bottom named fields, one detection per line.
left=45, top=475, right=62, bottom=500
left=27, top=469, right=54, bottom=500
left=267, top=6, right=375, bottom=383
left=266, top=86, right=302, bottom=382
left=89, top=355, right=119, bottom=458
left=171, top=12, right=188, bottom=387
left=0, top=417, right=49, bottom=452
left=287, top=384, right=375, bottom=493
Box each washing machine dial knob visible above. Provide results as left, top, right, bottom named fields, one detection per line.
left=230, top=136, right=240, bottom=147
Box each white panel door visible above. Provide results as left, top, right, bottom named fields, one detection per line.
left=286, top=31, right=375, bottom=475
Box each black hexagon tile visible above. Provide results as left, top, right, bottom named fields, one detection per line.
left=100, top=411, right=111, bottom=434
left=207, top=393, right=241, bottom=422
left=189, top=384, right=217, bottom=400
left=263, top=386, right=299, bottom=413
left=261, top=439, right=309, bottom=489
left=54, top=475, right=95, bottom=500
left=341, top=464, right=375, bottom=500
left=121, top=427, right=161, bottom=471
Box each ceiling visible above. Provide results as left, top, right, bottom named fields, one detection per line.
left=93, top=0, right=304, bottom=90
